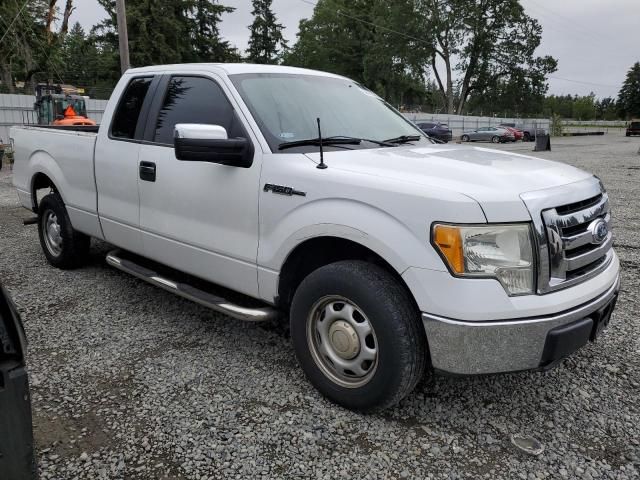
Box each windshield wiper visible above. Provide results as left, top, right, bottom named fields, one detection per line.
left=325, top=136, right=397, bottom=147
left=383, top=134, right=422, bottom=144
left=278, top=135, right=396, bottom=150
left=278, top=137, right=360, bottom=150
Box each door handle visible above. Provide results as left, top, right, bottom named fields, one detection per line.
left=139, top=161, right=156, bottom=182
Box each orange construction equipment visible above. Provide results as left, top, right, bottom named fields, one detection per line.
left=53, top=103, right=96, bottom=126
left=34, top=84, right=97, bottom=126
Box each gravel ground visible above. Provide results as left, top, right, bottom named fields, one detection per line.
left=0, top=134, right=638, bottom=480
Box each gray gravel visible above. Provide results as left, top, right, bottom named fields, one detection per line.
left=0, top=134, right=639, bottom=479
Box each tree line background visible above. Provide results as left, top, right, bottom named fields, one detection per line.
left=1, top=0, right=639, bottom=120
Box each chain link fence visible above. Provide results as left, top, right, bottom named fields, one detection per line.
left=402, top=112, right=550, bottom=139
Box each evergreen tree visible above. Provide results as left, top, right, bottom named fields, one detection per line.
left=246, top=0, right=288, bottom=64
left=618, top=62, right=640, bottom=119
left=94, top=0, right=238, bottom=69
left=186, top=0, right=239, bottom=62
left=284, top=0, right=429, bottom=106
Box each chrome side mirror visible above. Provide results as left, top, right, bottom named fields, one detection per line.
left=174, top=123, right=228, bottom=140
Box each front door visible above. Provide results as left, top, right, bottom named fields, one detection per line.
left=137, top=74, right=262, bottom=297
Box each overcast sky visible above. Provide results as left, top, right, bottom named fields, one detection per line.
left=72, top=0, right=639, bottom=99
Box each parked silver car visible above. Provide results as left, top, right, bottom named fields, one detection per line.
left=461, top=127, right=514, bottom=143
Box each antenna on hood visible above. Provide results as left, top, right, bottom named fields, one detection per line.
left=316, top=117, right=327, bottom=170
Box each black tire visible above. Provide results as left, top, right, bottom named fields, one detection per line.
left=491, top=135, right=500, bottom=143
left=523, top=132, right=531, bottom=142
left=37, top=192, right=90, bottom=269
left=461, top=134, right=470, bottom=142
left=290, top=260, right=427, bottom=411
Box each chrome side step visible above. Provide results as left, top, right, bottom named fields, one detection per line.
left=105, top=250, right=280, bottom=322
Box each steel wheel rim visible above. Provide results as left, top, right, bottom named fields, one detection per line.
left=306, top=295, right=378, bottom=388
left=43, top=210, right=63, bottom=256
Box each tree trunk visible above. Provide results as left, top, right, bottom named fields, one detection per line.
left=60, top=1, right=75, bottom=36
left=444, top=55, right=454, bottom=114
left=0, top=62, right=15, bottom=93
left=46, top=0, right=58, bottom=44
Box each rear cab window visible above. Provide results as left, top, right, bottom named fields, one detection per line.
left=110, top=77, right=154, bottom=140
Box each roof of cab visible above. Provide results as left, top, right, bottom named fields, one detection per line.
left=125, top=63, right=346, bottom=79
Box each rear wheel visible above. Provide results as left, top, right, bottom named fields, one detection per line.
left=290, top=260, right=427, bottom=411
left=491, top=135, right=500, bottom=143
left=523, top=132, right=531, bottom=142
left=461, top=134, right=470, bottom=142
left=38, top=193, right=90, bottom=269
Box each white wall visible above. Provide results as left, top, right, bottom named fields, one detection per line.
left=0, top=93, right=108, bottom=142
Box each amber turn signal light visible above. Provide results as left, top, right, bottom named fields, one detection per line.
left=433, top=225, right=464, bottom=274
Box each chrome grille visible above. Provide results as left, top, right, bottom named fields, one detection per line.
left=521, top=176, right=614, bottom=294
left=542, top=193, right=612, bottom=290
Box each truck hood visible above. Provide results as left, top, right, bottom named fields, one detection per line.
left=306, top=144, right=592, bottom=222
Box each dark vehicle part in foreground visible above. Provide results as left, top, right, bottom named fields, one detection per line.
left=0, top=284, right=36, bottom=480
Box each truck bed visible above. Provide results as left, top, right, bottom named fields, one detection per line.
left=10, top=125, right=99, bottom=235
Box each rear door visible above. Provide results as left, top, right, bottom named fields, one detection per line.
left=95, top=75, right=159, bottom=254
left=136, top=73, right=263, bottom=297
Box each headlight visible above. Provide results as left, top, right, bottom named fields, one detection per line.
left=432, top=223, right=535, bottom=295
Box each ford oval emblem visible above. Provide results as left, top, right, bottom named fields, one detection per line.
left=588, top=219, right=608, bottom=244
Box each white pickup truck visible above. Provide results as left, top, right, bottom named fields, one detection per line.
left=11, top=64, right=620, bottom=410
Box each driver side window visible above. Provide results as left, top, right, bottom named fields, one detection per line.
left=153, top=76, right=242, bottom=145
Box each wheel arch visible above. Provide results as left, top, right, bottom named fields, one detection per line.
left=277, top=236, right=419, bottom=314
left=30, top=171, right=59, bottom=212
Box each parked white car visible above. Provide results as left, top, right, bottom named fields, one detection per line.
left=10, top=64, right=620, bottom=410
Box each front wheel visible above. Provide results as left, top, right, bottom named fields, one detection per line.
left=523, top=132, right=531, bottom=142
left=38, top=193, right=90, bottom=269
left=290, top=260, right=427, bottom=411
left=461, top=134, right=470, bottom=142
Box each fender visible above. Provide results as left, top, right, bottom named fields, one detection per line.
left=28, top=151, right=68, bottom=206
left=257, top=198, right=450, bottom=304
left=25, top=144, right=103, bottom=239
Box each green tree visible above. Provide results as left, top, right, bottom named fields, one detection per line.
left=0, top=0, right=61, bottom=91
left=186, top=0, right=239, bottom=62
left=246, top=0, right=288, bottom=64
left=416, top=0, right=557, bottom=114
left=94, top=0, right=237, bottom=69
left=618, top=62, right=640, bottom=119
left=59, top=23, right=93, bottom=85
left=284, top=0, right=430, bottom=106
left=572, top=93, right=596, bottom=120
left=596, top=97, right=619, bottom=121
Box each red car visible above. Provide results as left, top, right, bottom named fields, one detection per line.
left=500, top=126, right=524, bottom=141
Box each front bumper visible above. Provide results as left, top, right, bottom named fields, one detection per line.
left=422, top=274, right=620, bottom=375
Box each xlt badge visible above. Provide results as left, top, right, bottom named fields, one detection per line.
left=263, top=184, right=306, bottom=197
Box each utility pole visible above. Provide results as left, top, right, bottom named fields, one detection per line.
left=116, top=0, right=130, bottom=74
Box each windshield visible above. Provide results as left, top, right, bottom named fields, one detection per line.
left=53, top=97, right=87, bottom=117
left=230, top=73, right=428, bottom=152
left=631, top=122, right=640, bottom=129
